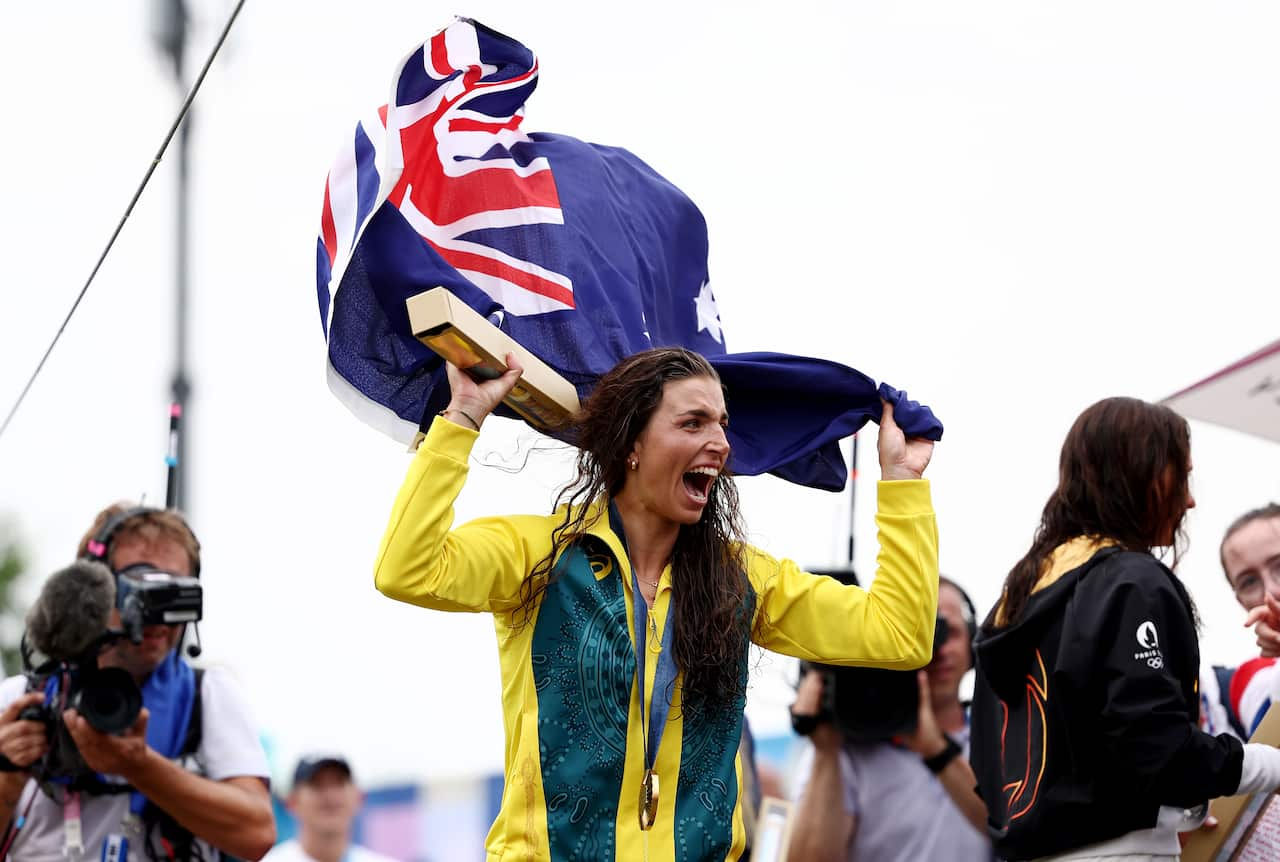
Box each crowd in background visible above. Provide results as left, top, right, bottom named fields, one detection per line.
left=2, top=377, right=1279, bottom=862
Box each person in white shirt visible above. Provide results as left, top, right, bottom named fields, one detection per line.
left=263, top=756, right=397, bottom=862
left=0, top=503, right=273, bottom=861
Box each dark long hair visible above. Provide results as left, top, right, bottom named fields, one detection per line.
left=993, top=397, right=1192, bottom=628
left=518, top=348, right=752, bottom=708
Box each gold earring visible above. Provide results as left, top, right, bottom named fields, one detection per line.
left=628, top=458, right=638, bottom=471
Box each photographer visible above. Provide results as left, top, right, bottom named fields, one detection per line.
left=788, top=577, right=992, bottom=862
left=0, top=504, right=274, bottom=860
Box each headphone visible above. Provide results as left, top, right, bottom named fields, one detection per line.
left=83, top=506, right=202, bottom=578
left=939, top=575, right=978, bottom=671
left=81, top=505, right=203, bottom=657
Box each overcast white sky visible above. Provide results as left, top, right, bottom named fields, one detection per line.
left=2, top=1, right=1279, bottom=787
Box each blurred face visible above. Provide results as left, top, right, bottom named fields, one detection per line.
left=624, top=376, right=730, bottom=526
left=926, top=583, right=971, bottom=699
left=1224, top=516, right=1280, bottom=611
left=98, top=537, right=188, bottom=682
left=290, top=766, right=361, bottom=836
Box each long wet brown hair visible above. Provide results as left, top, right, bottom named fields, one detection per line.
left=993, top=397, right=1193, bottom=628
left=518, top=348, right=753, bottom=708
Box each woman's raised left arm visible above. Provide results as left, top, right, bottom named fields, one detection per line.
left=748, top=401, right=939, bottom=668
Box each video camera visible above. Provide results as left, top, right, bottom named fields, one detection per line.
left=797, top=569, right=969, bottom=743
left=19, top=656, right=144, bottom=786
left=12, top=559, right=202, bottom=793
left=114, top=562, right=203, bottom=639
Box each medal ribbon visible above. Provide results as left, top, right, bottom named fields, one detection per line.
left=632, top=566, right=677, bottom=776
left=608, top=503, right=679, bottom=783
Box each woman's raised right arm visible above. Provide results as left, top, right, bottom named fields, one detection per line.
left=373, top=355, right=549, bottom=613
left=373, top=416, right=554, bottom=613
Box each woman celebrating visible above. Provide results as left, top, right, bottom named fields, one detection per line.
left=375, top=348, right=939, bottom=861
left=970, top=397, right=1280, bottom=862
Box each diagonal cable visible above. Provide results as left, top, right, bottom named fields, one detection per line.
left=0, top=0, right=247, bottom=441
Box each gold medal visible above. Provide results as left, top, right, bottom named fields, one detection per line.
left=638, top=769, right=660, bottom=830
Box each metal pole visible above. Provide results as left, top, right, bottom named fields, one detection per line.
left=172, top=112, right=191, bottom=513
left=154, top=0, right=191, bottom=512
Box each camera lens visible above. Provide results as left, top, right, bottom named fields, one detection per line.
left=71, top=668, right=142, bottom=734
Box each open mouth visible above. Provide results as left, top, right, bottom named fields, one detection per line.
left=682, top=467, right=718, bottom=504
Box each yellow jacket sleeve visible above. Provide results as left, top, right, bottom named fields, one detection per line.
left=748, top=479, right=939, bottom=669
left=372, top=417, right=557, bottom=614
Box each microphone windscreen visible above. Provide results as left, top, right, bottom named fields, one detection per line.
left=25, top=560, right=116, bottom=661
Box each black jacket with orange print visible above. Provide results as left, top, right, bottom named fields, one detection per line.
left=969, top=545, right=1244, bottom=861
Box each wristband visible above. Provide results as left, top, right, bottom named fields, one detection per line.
left=790, top=712, right=820, bottom=737
left=438, top=409, right=480, bottom=431
left=923, top=735, right=961, bottom=774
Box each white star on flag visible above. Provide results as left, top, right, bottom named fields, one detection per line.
left=694, top=281, right=722, bottom=344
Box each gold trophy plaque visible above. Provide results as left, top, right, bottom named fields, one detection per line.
left=406, top=288, right=580, bottom=431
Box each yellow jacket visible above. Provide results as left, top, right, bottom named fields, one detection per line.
left=375, top=417, right=939, bottom=861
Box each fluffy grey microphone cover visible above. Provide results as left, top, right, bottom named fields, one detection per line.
left=25, top=560, right=117, bottom=660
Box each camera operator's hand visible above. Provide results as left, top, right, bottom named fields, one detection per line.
left=903, top=670, right=947, bottom=758
left=63, top=706, right=149, bottom=778
left=792, top=669, right=843, bottom=753
left=0, top=693, right=50, bottom=770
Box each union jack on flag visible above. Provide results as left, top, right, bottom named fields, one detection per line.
left=318, top=20, right=574, bottom=324
left=316, top=19, right=941, bottom=490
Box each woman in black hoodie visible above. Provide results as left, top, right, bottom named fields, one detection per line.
left=969, top=396, right=1280, bottom=861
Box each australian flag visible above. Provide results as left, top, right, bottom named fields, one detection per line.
left=316, top=18, right=941, bottom=491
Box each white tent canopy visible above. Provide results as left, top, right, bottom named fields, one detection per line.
left=1164, top=340, right=1280, bottom=443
